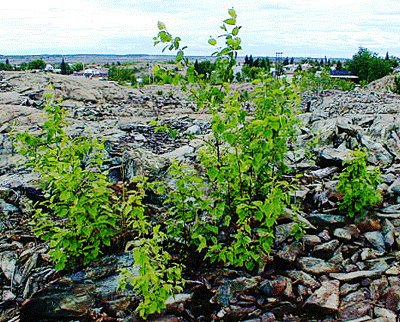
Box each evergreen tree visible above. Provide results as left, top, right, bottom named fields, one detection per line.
left=290, top=57, right=294, bottom=64
left=60, top=58, right=68, bottom=75
left=260, top=58, right=270, bottom=71
left=386, top=51, right=389, bottom=60
left=248, top=55, right=254, bottom=68
left=283, top=57, right=289, bottom=66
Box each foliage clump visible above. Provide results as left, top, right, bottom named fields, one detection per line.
left=347, top=47, right=397, bottom=83
left=337, top=150, right=382, bottom=217
left=14, top=90, right=184, bottom=319
left=152, top=9, right=300, bottom=271
left=13, top=9, right=307, bottom=320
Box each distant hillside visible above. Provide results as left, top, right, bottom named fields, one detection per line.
left=0, top=54, right=349, bottom=66
left=0, top=54, right=178, bottom=65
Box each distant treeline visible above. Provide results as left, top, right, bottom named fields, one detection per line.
left=0, top=59, right=84, bottom=74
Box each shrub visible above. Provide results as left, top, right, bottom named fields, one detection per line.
left=13, top=91, right=146, bottom=270
left=336, top=150, right=382, bottom=217
left=154, top=9, right=300, bottom=271
left=393, top=76, right=400, bottom=94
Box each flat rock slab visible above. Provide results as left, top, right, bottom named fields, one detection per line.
left=296, top=257, right=339, bottom=275
left=20, top=278, right=96, bottom=322
left=329, top=270, right=384, bottom=282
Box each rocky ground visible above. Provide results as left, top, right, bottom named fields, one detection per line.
left=2, top=71, right=400, bottom=321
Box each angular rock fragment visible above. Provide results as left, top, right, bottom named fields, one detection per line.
left=0, top=251, right=17, bottom=280
left=276, top=241, right=303, bottom=263
left=337, top=289, right=372, bottom=321
left=304, top=280, right=340, bottom=314
left=313, top=239, right=340, bottom=259
left=307, top=213, right=346, bottom=228
left=296, top=257, right=339, bottom=275
left=20, top=278, right=96, bottom=322
left=333, top=225, right=360, bottom=241
left=286, top=270, right=321, bottom=290
left=364, top=231, right=386, bottom=252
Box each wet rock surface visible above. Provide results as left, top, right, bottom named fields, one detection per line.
left=3, top=72, right=400, bottom=321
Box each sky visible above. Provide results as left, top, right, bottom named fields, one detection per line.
left=2, top=0, right=400, bottom=59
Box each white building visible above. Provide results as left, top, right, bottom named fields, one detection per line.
left=44, top=64, right=55, bottom=72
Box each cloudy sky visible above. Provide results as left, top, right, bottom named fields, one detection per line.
left=2, top=0, right=400, bottom=58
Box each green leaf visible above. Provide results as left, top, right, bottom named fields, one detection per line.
left=59, top=191, right=71, bottom=201
left=232, top=26, right=241, bottom=36
left=228, top=8, right=237, bottom=18
left=208, top=167, right=218, bottom=180
left=224, top=18, right=236, bottom=26
left=157, top=21, right=166, bottom=30
left=208, top=38, right=217, bottom=46
left=206, top=224, right=218, bottom=234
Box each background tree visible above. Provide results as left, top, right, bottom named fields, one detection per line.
left=248, top=55, right=254, bottom=67
left=194, top=60, right=215, bottom=79
left=71, top=63, right=84, bottom=72
left=0, top=59, right=13, bottom=71
left=28, top=59, right=46, bottom=70
left=19, top=62, right=28, bottom=70
left=260, top=57, right=270, bottom=71
left=283, top=57, right=289, bottom=66
left=347, top=47, right=392, bottom=83
left=60, top=58, right=68, bottom=75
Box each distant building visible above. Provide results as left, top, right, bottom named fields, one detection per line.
left=393, top=67, right=400, bottom=74
left=330, top=70, right=358, bottom=81
left=73, top=68, right=108, bottom=79
left=300, top=63, right=312, bottom=72
left=44, top=64, right=55, bottom=72
left=283, top=64, right=297, bottom=74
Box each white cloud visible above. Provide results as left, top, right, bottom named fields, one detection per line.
left=1, top=0, right=399, bottom=57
